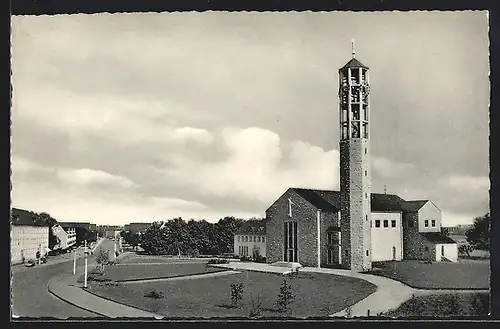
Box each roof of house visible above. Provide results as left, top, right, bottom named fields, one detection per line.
left=11, top=208, right=48, bottom=227
left=421, top=232, right=457, bottom=244
left=341, top=58, right=369, bottom=70
left=236, top=220, right=266, bottom=234
left=404, top=200, right=429, bottom=212
left=289, top=188, right=408, bottom=213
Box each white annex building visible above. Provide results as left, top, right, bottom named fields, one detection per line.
left=265, top=43, right=458, bottom=271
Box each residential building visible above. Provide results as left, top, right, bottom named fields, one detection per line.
left=234, top=224, right=266, bottom=259
left=125, top=222, right=152, bottom=234
left=51, top=224, right=77, bottom=250
left=265, top=47, right=457, bottom=271
left=11, top=208, right=50, bottom=264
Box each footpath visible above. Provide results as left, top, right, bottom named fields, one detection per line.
left=48, top=246, right=164, bottom=318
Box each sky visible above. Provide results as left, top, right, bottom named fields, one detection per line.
left=11, top=11, right=490, bottom=226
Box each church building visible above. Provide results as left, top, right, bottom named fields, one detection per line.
left=265, top=44, right=457, bottom=271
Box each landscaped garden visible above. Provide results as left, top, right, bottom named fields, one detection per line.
left=86, top=270, right=377, bottom=318
left=383, top=292, right=490, bottom=317
left=367, top=260, right=490, bottom=290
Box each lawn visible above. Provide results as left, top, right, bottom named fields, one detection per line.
left=87, top=271, right=377, bottom=318
left=120, top=255, right=209, bottom=265
left=367, top=260, right=489, bottom=289
left=79, top=262, right=226, bottom=282
left=383, top=292, right=490, bottom=317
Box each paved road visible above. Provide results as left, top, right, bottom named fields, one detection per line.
left=11, top=239, right=116, bottom=319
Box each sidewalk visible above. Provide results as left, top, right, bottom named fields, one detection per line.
left=48, top=251, right=163, bottom=318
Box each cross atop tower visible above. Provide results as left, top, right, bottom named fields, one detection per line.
left=351, top=39, right=356, bottom=58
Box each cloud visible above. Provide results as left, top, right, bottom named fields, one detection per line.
left=439, top=174, right=490, bottom=192
left=56, top=168, right=134, bottom=189
left=170, top=127, right=214, bottom=145
left=372, top=156, right=415, bottom=178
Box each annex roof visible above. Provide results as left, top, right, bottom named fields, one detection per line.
left=421, top=232, right=457, bottom=244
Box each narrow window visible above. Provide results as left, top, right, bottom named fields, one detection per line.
left=365, top=170, right=367, bottom=176
left=238, top=236, right=240, bottom=242
left=365, top=215, right=368, bottom=221
left=425, top=220, right=429, bottom=228
left=365, top=192, right=368, bottom=199
left=441, top=245, right=445, bottom=256
left=262, top=237, right=265, bottom=243
left=366, top=250, right=369, bottom=256
left=258, top=236, right=261, bottom=242
left=375, top=220, right=381, bottom=228
left=345, top=250, right=349, bottom=258
left=391, top=220, right=396, bottom=228
left=364, top=148, right=367, bottom=154
left=431, top=220, right=436, bottom=227
left=383, top=220, right=389, bottom=228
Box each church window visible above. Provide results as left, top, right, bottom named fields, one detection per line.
left=431, top=220, right=436, bottom=227
left=424, top=220, right=429, bottom=227
left=375, top=220, right=381, bottom=228
left=365, top=170, right=367, bottom=177
left=238, top=236, right=241, bottom=242
left=262, top=237, right=265, bottom=243
left=366, top=250, right=369, bottom=256
left=391, top=220, right=396, bottom=228
left=365, top=215, right=368, bottom=221
left=383, top=220, right=389, bottom=228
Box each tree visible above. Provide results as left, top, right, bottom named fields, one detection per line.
left=276, top=279, right=295, bottom=313
left=214, top=216, right=244, bottom=254
left=466, top=213, right=490, bottom=250
left=140, top=222, right=168, bottom=255
left=95, top=248, right=110, bottom=273
left=122, top=231, right=140, bottom=250
left=459, top=244, right=474, bottom=257
left=33, top=212, right=60, bottom=250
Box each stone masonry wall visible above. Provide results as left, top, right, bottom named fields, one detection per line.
left=402, top=212, right=434, bottom=261
left=266, top=189, right=319, bottom=267
left=340, top=139, right=372, bottom=271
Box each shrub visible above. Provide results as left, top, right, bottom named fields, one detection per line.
left=249, top=291, right=263, bottom=318
left=230, top=282, right=244, bottom=308
left=253, top=254, right=266, bottom=263
left=276, top=279, right=295, bottom=313
left=458, top=244, right=474, bottom=257
left=144, top=289, right=164, bottom=299
left=207, top=258, right=229, bottom=265
left=96, top=249, right=110, bottom=273
left=240, top=256, right=251, bottom=262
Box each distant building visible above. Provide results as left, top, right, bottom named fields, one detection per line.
left=51, top=224, right=77, bottom=251
left=234, top=224, right=266, bottom=259
left=125, top=222, right=152, bottom=234
left=11, top=208, right=50, bottom=264
left=59, top=222, right=92, bottom=231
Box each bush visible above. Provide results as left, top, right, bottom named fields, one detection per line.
left=458, top=244, right=475, bottom=257
left=276, top=279, right=295, bottom=313
left=207, top=258, right=229, bottom=265
left=249, top=291, right=263, bottom=318
left=144, top=289, right=164, bottom=299
left=253, top=254, right=266, bottom=263
left=230, top=282, right=244, bottom=308
left=240, top=256, right=251, bottom=262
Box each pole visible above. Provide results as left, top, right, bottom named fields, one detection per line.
left=84, top=240, right=88, bottom=288
left=73, top=248, right=76, bottom=275
left=114, top=241, right=117, bottom=260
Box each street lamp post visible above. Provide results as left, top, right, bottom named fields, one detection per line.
left=84, top=240, right=88, bottom=288
left=73, top=247, right=77, bottom=275
left=114, top=240, right=117, bottom=260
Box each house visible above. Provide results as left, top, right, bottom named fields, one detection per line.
left=264, top=45, right=457, bottom=271
left=59, top=221, right=97, bottom=245
left=234, top=225, right=266, bottom=259
left=11, top=208, right=50, bottom=264
left=51, top=224, right=77, bottom=251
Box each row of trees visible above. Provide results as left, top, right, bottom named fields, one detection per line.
left=139, top=217, right=264, bottom=256
left=465, top=213, right=490, bottom=251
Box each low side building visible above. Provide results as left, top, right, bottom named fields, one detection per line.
left=234, top=226, right=266, bottom=259
left=11, top=208, right=50, bottom=264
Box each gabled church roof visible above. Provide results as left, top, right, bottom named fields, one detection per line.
left=340, top=58, right=369, bottom=70
left=421, top=232, right=456, bottom=244
left=283, top=188, right=415, bottom=213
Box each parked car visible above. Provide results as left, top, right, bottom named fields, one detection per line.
left=25, top=260, right=36, bottom=267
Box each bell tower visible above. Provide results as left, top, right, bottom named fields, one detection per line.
left=338, top=40, right=372, bottom=271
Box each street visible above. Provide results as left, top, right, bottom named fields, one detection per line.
left=11, top=239, right=116, bottom=318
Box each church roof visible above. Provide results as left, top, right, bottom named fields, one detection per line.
left=421, top=232, right=456, bottom=244
left=340, top=58, right=369, bottom=70
left=287, top=188, right=414, bottom=213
